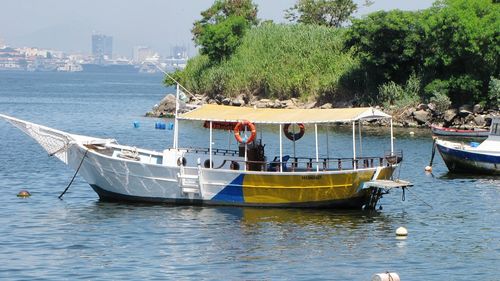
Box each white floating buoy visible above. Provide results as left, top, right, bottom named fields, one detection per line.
left=409, top=131, right=415, bottom=136
left=396, top=226, right=408, bottom=237
left=371, top=272, right=400, bottom=281
left=424, top=165, right=432, bottom=172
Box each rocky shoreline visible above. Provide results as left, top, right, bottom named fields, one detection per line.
left=146, top=93, right=499, bottom=129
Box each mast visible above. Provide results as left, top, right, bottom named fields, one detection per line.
left=173, top=83, right=179, bottom=149
left=390, top=118, right=394, bottom=155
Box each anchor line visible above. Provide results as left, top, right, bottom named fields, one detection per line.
left=58, top=149, right=88, bottom=199
left=404, top=186, right=433, bottom=209
left=429, top=138, right=437, bottom=167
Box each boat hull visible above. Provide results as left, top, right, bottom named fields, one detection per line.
left=68, top=145, right=395, bottom=209
left=436, top=142, right=500, bottom=175
left=431, top=125, right=489, bottom=137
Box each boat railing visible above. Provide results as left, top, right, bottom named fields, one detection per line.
left=215, top=151, right=403, bottom=172
left=164, top=147, right=240, bottom=157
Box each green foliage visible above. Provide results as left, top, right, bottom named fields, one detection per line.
left=346, top=10, right=424, bottom=87
left=421, top=0, right=499, bottom=104
left=285, top=0, right=358, bottom=27
left=192, top=0, right=258, bottom=62
left=488, top=77, right=500, bottom=108
left=174, top=24, right=357, bottom=101
left=197, top=15, right=250, bottom=62
left=345, top=0, right=499, bottom=106
left=424, top=79, right=450, bottom=98
left=378, top=75, right=421, bottom=108
left=171, top=0, right=498, bottom=108
left=430, top=91, right=452, bottom=113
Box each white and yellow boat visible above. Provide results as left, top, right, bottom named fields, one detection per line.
left=0, top=90, right=411, bottom=209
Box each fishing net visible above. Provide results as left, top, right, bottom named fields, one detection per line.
left=3, top=116, right=72, bottom=164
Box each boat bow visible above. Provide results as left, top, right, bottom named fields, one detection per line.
left=0, top=113, right=115, bottom=164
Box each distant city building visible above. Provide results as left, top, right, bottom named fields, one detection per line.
left=91, top=33, right=113, bottom=63
left=171, top=46, right=187, bottom=59
left=133, top=46, right=153, bottom=63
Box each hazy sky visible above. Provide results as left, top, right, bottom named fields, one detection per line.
left=0, top=0, right=434, bottom=57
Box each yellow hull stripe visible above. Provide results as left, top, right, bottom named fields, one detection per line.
left=241, top=169, right=382, bottom=204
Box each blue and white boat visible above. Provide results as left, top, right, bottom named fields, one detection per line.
left=435, top=116, right=500, bottom=175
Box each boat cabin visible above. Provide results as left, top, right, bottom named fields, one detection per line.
left=155, top=104, right=401, bottom=173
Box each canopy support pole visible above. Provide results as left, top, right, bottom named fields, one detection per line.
left=173, top=84, right=179, bottom=149
left=358, top=121, right=363, bottom=157
left=279, top=124, right=283, bottom=172
left=315, top=124, right=319, bottom=172
left=352, top=121, right=357, bottom=170
left=326, top=125, right=330, bottom=160
left=390, top=118, right=394, bottom=155
left=292, top=125, right=296, bottom=161
left=209, top=121, right=213, bottom=168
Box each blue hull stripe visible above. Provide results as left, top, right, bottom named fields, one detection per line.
left=211, top=174, right=245, bottom=203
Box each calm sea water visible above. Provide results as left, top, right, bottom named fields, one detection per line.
left=0, top=72, right=498, bottom=281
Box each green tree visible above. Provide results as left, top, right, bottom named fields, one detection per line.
left=192, top=0, right=258, bottom=62
left=285, top=0, right=360, bottom=27
left=345, top=10, right=424, bottom=88
left=421, top=0, right=500, bottom=105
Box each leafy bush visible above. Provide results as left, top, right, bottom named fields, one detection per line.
left=488, top=77, right=500, bottom=109
left=378, top=75, right=421, bottom=108
left=430, top=91, right=452, bottom=113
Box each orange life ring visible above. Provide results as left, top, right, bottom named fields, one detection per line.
left=234, top=120, right=257, bottom=144
left=284, top=123, right=305, bottom=141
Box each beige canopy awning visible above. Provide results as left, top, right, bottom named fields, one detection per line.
left=178, top=104, right=391, bottom=124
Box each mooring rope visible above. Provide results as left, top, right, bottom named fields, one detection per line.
left=58, top=149, right=88, bottom=199
left=429, top=137, right=437, bottom=167
left=404, top=186, right=433, bottom=209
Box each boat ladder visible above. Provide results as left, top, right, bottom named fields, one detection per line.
left=177, top=166, right=201, bottom=195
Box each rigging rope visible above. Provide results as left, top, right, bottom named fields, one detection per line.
left=58, top=149, right=88, bottom=199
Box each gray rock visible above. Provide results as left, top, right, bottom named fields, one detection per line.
left=230, top=98, right=244, bottom=107
left=417, top=103, right=428, bottom=111
left=255, top=101, right=268, bottom=108
left=473, top=104, right=483, bottom=114
left=459, top=104, right=473, bottom=116
left=305, top=101, right=317, bottom=109
left=158, top=94, right=177, bottom=113
left=427, top=103, right=436, bottom=112
left=474, top=115, right=486, bottom=127
left=320, top=103, right=332, bottom=109
left=412, top=110, right=430, bottom=124
left=214, top=94, right=224, bottom=103
left=222, top=98, right=231, bottom=105
left=444, top=109, right=458, bottom=122
left=237, top=94, right=248, bottom=105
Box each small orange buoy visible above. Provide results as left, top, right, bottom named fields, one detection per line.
left=17, top=190, right=31, bottom=198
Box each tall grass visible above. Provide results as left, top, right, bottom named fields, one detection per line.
left=177, top=23, right=358, bottom=102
